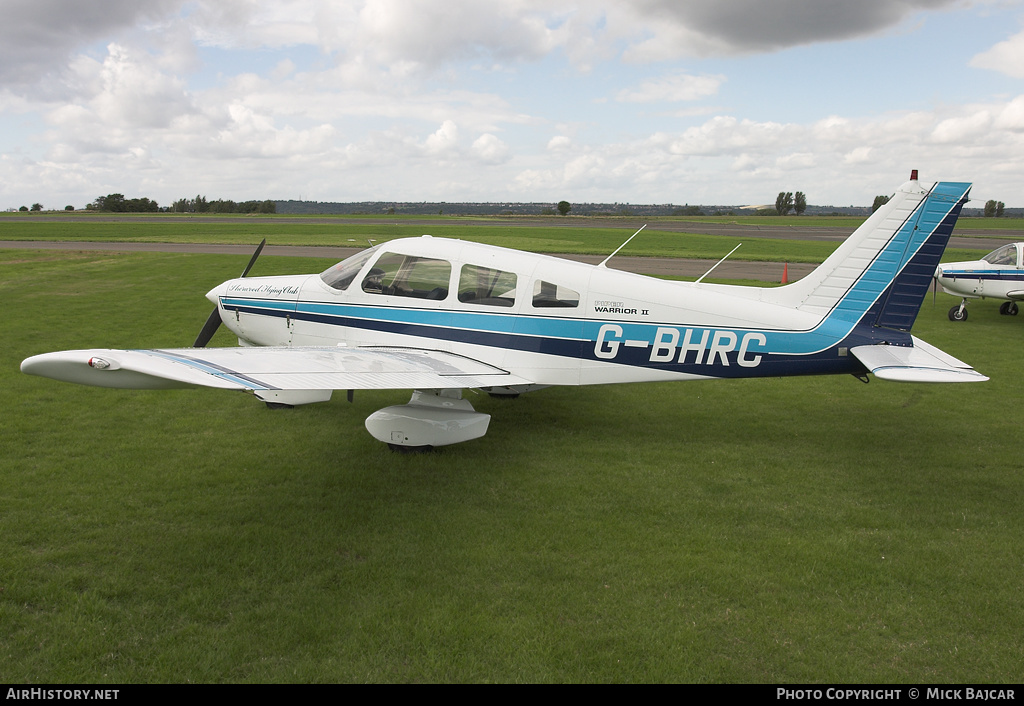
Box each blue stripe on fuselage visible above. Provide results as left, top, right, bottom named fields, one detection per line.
left=940, top=271, right=1024, bottom=281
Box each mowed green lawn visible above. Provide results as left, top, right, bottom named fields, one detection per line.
left=2, top=247, right=1023, bottom=683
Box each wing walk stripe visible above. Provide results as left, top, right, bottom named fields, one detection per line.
left=146, top=349, right=277, bottom=390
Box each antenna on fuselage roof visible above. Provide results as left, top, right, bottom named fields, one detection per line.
left=694, top=243, right=742, bottom=284
left=598, top=224, right=647, bottom=268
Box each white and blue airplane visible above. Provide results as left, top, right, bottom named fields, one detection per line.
left=22, top=173, right=987, bottom=450
left=935, top=242, right=1024, bottom=320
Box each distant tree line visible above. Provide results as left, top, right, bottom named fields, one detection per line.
left=81, top=193, right=276, bottom=214
left=170, top=195, right=276, bottom=214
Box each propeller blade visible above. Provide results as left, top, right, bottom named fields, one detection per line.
left=193, top=308, right=223, bottom=348
left=932, top=275, right=938, bottom=306
left=240, top=238, right=267, bottom=278
left=192, top=240, right=265, bottom=348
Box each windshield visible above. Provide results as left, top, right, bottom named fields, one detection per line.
left=982, top=244, right=1018, bottom=267
left=319, top=246, right=380, bottom=290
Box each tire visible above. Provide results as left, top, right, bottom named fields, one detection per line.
left=949, top=305, right=968, bottom=321
left=1000, top=301, right=1019, bottom=316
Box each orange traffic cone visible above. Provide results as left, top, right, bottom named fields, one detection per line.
left=782, top=263, right=789, bottom=284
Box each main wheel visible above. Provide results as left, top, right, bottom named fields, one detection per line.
left=948, top=305, right=968, bottom=321
left=999, top=301, right=1019, bottom=316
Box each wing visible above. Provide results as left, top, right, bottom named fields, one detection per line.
left=21, top=346, right=534, bottom=394
left=1006, top=290, right=1024, bottom=301
left=850, top=336, right=988, bottom=383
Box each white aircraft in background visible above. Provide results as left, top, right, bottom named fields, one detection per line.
left=935, top=242, right=1024, bottom=320
left=22, top=172, right=987, bottom=450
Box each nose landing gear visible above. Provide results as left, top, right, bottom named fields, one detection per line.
left=948, top=299, right=968, bottom=321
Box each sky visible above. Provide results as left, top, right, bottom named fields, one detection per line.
left=2, top=0, right=1024, bottom=210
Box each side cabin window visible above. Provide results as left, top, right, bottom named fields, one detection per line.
left=320, top=246, right=379, bottom=291
left=458, top=264, right=517, bottom=307
left=983, top=244, right=1019, bottom=267
left=532, top=280, right=579, bottom=308
left=362, top=253, right=451, bottom=300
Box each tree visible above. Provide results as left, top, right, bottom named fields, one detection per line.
left=794, top=192, right=807, bottom=216
left=30, top=203, right=43, bottom=211
left=775, top=192, right=793, bottom=216
left=89, top=194, right=159, bottom=212
left=556, top=200, right=571, bottom=216
left=872, top=195, right=890, bottom=213
left=92, top=193, right=126, bottom=211
left=984, top=199, right=1006, bottom=218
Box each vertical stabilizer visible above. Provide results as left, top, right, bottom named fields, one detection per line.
left=768, top=175, right=971, bottom=331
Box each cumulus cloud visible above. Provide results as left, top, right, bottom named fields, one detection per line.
left=615, top=72, right=723, bottom=103
left=994, top=95, right=1024, bottom=132
left=423, top=120, right=460, bottom=155
left=0, top=0, right=186, bottom=86
left=970, top=29, right=1024, bottom=78
left=547, top=135, right=573, bottom=151
left=509, top=93, right=1024, bottom=204
left=623, top=0, right=962, bottom=57
left=471, top=133, right=511, bottom=164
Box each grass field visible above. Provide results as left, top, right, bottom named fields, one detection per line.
left=2, top=240, right=1023, bottom=682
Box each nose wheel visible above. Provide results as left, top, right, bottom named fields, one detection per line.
left=948, top=300, right=968, bottom=321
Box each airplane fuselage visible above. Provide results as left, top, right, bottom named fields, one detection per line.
left=208, top=236, right=897, bottom=388
left=936, top=242, right=1024, bottom=302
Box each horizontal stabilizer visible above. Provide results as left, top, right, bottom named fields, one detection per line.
left=22, top=346, right=533, bottom=392
left=851, top=337, right=988, bottom=383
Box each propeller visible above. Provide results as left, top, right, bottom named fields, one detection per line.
left=193, top=239, right=266, bottom=348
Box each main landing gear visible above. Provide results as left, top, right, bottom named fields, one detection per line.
left=999, top=301, right=1019, bottom=316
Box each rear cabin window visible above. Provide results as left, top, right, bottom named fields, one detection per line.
left=361, top=253, right=451, bottom=300
left=458, top=264, right=517, bottom=307
left=532, top=280, right=579, bottom=308
left=320, top=246, right=379, bottom=291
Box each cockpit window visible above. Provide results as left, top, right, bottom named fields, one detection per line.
left=458, top=264, right=517, bottom=307
left=983, top=244, right=1018, bottom=267
left=361, top=253, right=451, bottom=300
left=320, top=246, right=379, bottom=291
left=532, top=280, right=579, bottom=308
